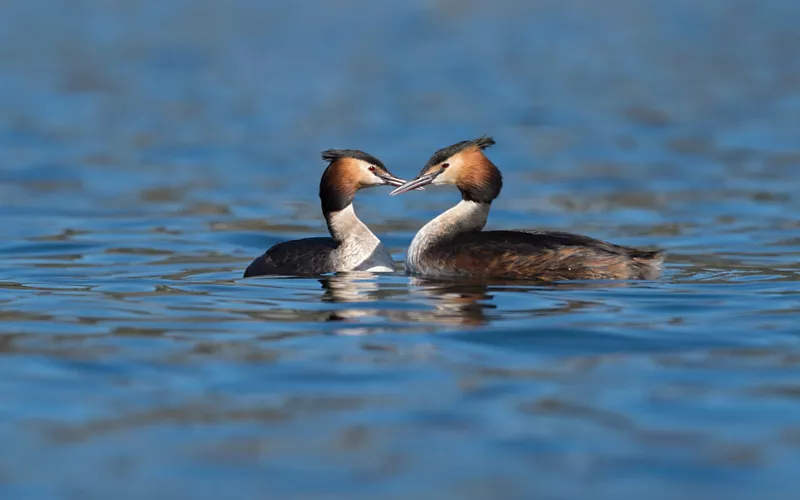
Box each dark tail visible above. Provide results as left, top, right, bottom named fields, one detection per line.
left=630, top=249, right=666, bottom=279
left=243, top=253, right=275, bottom=278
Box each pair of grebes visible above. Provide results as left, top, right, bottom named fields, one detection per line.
left=244, top=137, right=664, bottom=280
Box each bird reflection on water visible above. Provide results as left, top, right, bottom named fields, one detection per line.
left=317, top=273, right=633, bottom=334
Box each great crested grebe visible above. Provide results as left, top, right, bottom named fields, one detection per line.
left=390, top=137, right=665, bottom=281
left=244, top=149, right=406, bottom=277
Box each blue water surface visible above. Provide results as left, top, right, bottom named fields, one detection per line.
left=2, top=1, right=800, bottom=498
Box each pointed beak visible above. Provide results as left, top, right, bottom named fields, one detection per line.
left=377, top=173, right=407, bottom=187
left=389, top=174, right=434, bottom=196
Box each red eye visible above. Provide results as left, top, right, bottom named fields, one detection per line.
left=441, top=163, right=450, bottom=169
left=369, top=166, right=376, bottom=172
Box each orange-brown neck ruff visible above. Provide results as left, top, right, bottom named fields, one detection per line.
left=319, top=159, right=359, bottom=214
left=455, top=149, right=503, bottom=204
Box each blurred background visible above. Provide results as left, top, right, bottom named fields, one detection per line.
left=2, top=0, right=800, bottom=498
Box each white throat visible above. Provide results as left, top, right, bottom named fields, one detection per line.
left=327, top=204, right=395, bottom=272
left=405, top=200, right=490, bottom=273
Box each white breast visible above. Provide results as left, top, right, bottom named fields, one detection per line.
left=328, top=205, right=396, bottom=273
left=350, top=241, right=396, bottom=272
left=405, top=228, right=431, bottom=274
left=404, top=200, right=490, bottom=276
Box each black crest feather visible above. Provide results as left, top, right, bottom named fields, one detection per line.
left=319, top=148, right=386, bottom=214
left=424, top=136, right=495, bottom=169
left=321, top=149, right=385, bottom=169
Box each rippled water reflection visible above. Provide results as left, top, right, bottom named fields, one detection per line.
left=2, top=0, right=800, bottom=498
